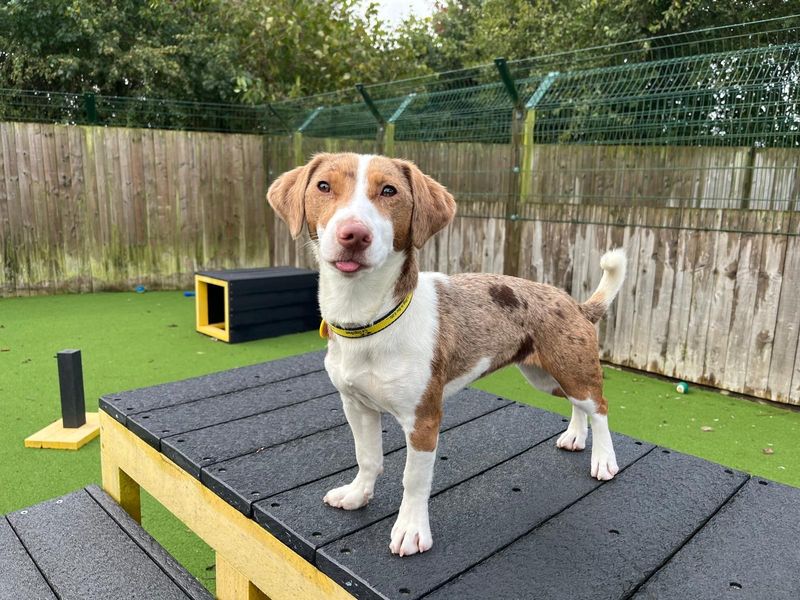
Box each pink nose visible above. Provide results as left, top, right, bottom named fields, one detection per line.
left=337, top=221, right=372, bottom=251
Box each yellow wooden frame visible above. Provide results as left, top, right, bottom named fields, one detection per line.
left=195, top=275, right=231, bottom=342
left=100, top=411, right=352, bottom=600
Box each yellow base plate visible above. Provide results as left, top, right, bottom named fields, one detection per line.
left=24, top=412, right=100, bottom=450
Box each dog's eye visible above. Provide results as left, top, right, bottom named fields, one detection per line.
left=317, top=181, right=331, bottom=193
left=380, top=185, right=397, bottom=197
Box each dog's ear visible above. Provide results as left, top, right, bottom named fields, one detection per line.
left=266, top=154, right=326, bottom=239
left=396, top=159, right=456, bottom=249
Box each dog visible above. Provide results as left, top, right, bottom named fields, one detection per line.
left=267, top=153, right=626, bottom=557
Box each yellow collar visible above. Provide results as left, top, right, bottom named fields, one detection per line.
left=320, top=292, right=413, bottom=339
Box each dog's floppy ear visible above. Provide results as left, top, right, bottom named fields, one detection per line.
left=266, top=154, right=326, bottom=238
left=396, top=159, right=456, bottom=249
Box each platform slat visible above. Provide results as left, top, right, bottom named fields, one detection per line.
left=163, top=392, right=343, bottom=477
left=6, top=488, right=209, bottom=599
left=127, top=370, right=336, bottom=449
left=100, top=350, right=326, bottom=423
left=425, top=450, right=747, bottom=600
left=0, top=517, right=56, bottom=600
left=633, top=477, right=800, bottom=599
left=317, top=434, right=653, bottom=599
left=85, top=485, right=212, bottom=600
left=255, top=403, right=569, bottom=561
left=201, top=389, right=510, bottom=515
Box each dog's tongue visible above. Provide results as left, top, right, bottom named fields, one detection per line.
left=335, top=261, right=362, bottom=273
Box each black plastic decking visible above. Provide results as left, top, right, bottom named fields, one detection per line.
left=1, top=486, right=211, bottom=600
left=100, top=351, right=800, bottom=600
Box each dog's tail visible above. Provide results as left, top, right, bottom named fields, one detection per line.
left=580, top=248, right=627, bottom=324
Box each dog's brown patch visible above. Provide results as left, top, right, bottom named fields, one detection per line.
left=394, top=249, right=419, bottom=301
left=489, top=284, right=520, bottom=310
left=510, top=335, right=535, bottom=364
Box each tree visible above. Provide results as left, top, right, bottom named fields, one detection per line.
left=0, top=0, right=430, bottom=103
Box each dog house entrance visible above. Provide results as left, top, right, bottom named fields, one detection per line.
left=195, top=275, right=230, bottom=342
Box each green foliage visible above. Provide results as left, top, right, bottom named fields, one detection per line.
left=421, top=0, right=800, bottom=69
left=0, top=0, right=430, bottom=103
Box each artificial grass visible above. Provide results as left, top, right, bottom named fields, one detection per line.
left=2, top=291, right=799, bottom=593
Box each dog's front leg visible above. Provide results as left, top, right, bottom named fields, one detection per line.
left=323, top=395, right=383, bottom=510
left=390, top=395, right=441, bottom=557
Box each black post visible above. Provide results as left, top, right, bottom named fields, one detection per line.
left=83, top=93, right=98, bottom=124
left=57, top=350, right=86, bottom=428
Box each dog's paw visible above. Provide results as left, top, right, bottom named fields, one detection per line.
left=556, top=425, right=587, bottom=451
left=591, top=449, right=619, bottom=481
left=389, top=508, right=433, bottom=557
left=323, top=482, right=372, bottom=510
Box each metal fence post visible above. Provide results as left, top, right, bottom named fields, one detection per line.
left=385, top=93, right=416, bottom=157
left=356, top=84, right=386, bottom=154
left=495, top=58, right=524, bottom=277
left=294, top=106, right=325, bottom=166
left=83, top=93, right=98, bottom=124
left=521, top=72, right=559, bottom=202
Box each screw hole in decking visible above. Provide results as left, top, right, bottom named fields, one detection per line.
left=312, top=532, right=322, bottom=538
left=399, top=588, right=411, bottom=595
left=758, top=480, right=768, bottom=486
left=512, top=487, right=521, bottom=492
left=382, top=429, right=387, bottom=434
left=162, top=430, right=170, bottom=434
left=724, top=469, right=733, bottom=474
left=251, top=491, right=260, bottom=496
left=142, top=415, right=150, bottom=419
left=218, top=468, right=226, bottom=473
left=561, top=418, right=568, bottom=422
left=609, top=529, right=620, bottom=535
left=340, top=548, right=351, bottom=554
left=729, top=582, right=742, bottom=590
left=270, top=502, right=280, bottom=507
left=440, top=456, right=448, bottom=461
left=203, top=456, right=212, bottom=461
left=662, top=450, right=671, bottom=454
left=177, top=438, right=185, bottom=443
left=634, top=441, right=642, bottom=446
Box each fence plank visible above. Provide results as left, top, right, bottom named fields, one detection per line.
left=769, top=236, right=800, bottom=405
left=743, top=232, right=787, bottom=396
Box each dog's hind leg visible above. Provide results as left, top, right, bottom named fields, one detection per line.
left=518, top=363, right=589, bottom=451
left=323, top=394, right=384, bottom=510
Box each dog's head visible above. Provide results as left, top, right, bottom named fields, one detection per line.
left=267, top=153, right=455, bottom=276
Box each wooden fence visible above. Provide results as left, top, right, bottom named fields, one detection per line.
left=2, top=121, right=799, bottom=406
left=0, top=122, right=268, bottom=293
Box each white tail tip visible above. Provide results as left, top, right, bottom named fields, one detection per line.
left=600, top=248, right=627, bottom=277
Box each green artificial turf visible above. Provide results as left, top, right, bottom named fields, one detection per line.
left=2, top=291, right=799, bottom=593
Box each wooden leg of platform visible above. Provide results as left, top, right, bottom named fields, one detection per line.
left=100, top=425, right=142, bottom=523
left=216, top=553, right=270, bottom=600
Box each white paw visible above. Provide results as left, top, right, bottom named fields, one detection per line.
left=323, top=482, right=372, bottom=510
left=556, top=426, right=587, bottom=451
left=591, top=450, right=619, bottom=481
left=389, top=508, right=433, bottom=557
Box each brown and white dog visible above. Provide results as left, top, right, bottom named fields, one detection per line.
left=267, top=153, right=626, bottom=557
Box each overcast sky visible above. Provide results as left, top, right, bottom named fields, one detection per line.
left=365, top=0, right=436, bottom=25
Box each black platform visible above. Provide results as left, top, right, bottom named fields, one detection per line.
left=100, top=351, right=800, bottom=600
left=1, top=486, right=211, bottom=600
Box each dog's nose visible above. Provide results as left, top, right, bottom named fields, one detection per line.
left=337, top=221, right=372, bottom=250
